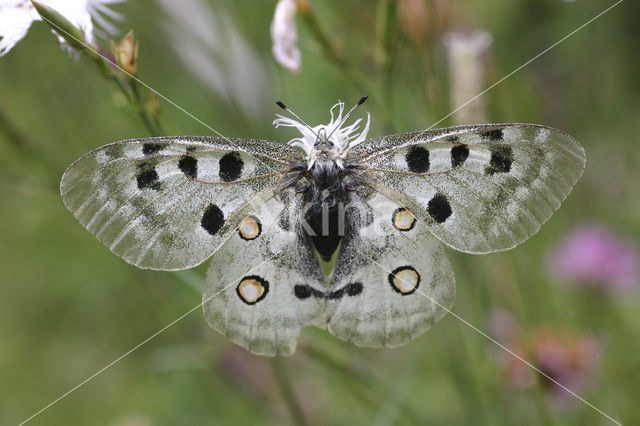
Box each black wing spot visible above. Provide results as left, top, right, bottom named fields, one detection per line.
left=294, top=284, right=324, bottom=299
left=136, top=164, right=160, bottom=190
left=142, top=143, right=163, bottom=155
left=406, top=146, right=430, bottom=173
left=178, top=155, right=198, bottom=179
left=485, top=146, right=513, bottom=175
left=327, top=282, right=364, bottom=300
left=451, top=144, right=470, bottom=167
left=201, top=204, right=225, bottom=235
left=294, top=285, right=311, bottom=299
left=346, top=282, right=363, bottom=296
left=428, top=193, right=452, bottom=223
left=219, top=152, right=244, bottom=182
left=480, top=129, right=504, bottom=141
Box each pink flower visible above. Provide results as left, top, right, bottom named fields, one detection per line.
left=488, top=310, right=602, bottom=409
left=547, top=225, right=639, bottom=293
left=532, top=329, right=601, bottom=397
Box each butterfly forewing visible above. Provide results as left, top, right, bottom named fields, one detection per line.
left=352, top=124, right=585, bottom=253
left=60, top=136, right=301, bottom=270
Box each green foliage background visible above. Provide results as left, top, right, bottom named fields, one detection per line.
left=1, top=0, right=639, bottom=424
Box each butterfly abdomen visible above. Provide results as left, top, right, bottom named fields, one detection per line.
left=306, top=157, right=344, bottom=262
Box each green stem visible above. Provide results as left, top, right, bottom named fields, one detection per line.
left=86, top=43, right=163, bottom=136
left=377, top=0, right=399, bottom=133
left=297, top=0, right=345, bottom=67
left=0, top=106, right=59, bottom=189
left=130, top=80, right=164, bottom=137
left=33, top=0, right=163, bottom=136
left=271, top=357, right=308, bottom=426
left=300, top=343, right=424, bottom=423
left=297, top=1, right=372, bottom=102
left=377, top=0, right=398, bottom=76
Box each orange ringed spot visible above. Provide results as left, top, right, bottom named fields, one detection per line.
left=389, top=266, right=420, bottom=295
left=238, top=215, right=262, bottom=240
left=392, top=208, right=416, bottom=231
left=236, top=276, right=269, bottom=305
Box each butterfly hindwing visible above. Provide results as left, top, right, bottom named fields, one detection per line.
left=351, top=124, right=585, bottom=253
left=60, top=136, right=301, bottom=270
left=203, top=189, right=327, bottom=356
left=325, top=188, right=455, bottom=348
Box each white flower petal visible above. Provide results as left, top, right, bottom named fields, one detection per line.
left=274, top=101, right=371, bottom=158
left=0, top=1, right=37, bottom=57
left=270, top=0, right=300, bottom=73
left=0, top=0, right=124, bottom=57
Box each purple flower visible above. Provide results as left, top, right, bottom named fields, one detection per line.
left=547, top=225, right=639, bottom=292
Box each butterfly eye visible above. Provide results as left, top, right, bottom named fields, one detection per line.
left=313, top=139, right=335, bottom=150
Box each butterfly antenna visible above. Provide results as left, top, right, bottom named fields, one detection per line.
left=326, top=95, right=368, bottom=141
left=275, top=100, right=320, bottom=139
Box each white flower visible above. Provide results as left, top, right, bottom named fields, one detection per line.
left=0, top=0, right=124, bottom=57
left=274, top=101, right=370, bottom=159
left=0, top=1, right=39, bottom=56
left=270, top=0, right=300, bottom=73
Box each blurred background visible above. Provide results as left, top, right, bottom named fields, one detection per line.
left=1, top=0, right=639, bottom=424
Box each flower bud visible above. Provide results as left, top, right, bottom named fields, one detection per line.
left=270, top=0, right=301, bottom=73
left=111, top=29, right=139, bottom=76
left=31, top=0, right=86, bottom=50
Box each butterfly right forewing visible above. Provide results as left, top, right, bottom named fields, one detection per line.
left=351, top=124, right=585, bottom=254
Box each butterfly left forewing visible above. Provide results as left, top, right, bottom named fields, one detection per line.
left=61, top=136, right=300, bottom=270
left=203, top=188, right=327, bottom=356
left=325, top=189, right=455, bottom=348
left=351, top=124, right=585, bottom=253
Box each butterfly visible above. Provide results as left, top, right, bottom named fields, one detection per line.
left=60, top=97, right=585, bottom=356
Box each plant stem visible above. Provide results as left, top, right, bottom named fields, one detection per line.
left=271, top=357, right=308, bottom=426
left=88, top=45, right=164, bottom=137
left=130, top=80, right=163, bottom=136
left=377, top=0, right=399, bottom=133
left=296, top=1, right=372, bottom=101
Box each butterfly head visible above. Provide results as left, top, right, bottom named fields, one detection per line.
left=273, top=99, right=370, bottom=168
